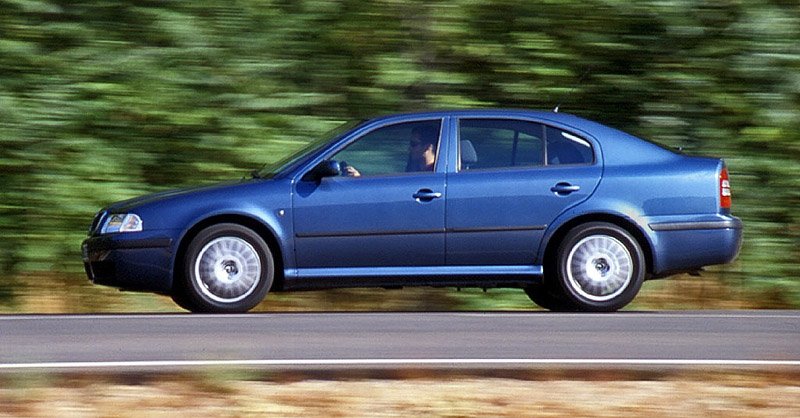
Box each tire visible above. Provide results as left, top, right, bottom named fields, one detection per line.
left=170, top=289, right=195, bottom=312
left=524, top=284, right=578, bottom=312
left=177, top=223, right=274, bottom=313
left=554, top=222, right=645, bottom=312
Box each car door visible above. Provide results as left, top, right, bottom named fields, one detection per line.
left=293, top=119, right=447, bottom=270
left=446, top=118, right=601, bottom=266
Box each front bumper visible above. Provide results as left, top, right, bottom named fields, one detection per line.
left=82, top=233, right=175, bottom=293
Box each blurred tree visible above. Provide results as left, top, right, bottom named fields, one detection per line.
left=0, top=0, right=797, bottom=306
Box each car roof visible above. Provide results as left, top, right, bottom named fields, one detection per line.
left=365, top=109, right=606, bottom=134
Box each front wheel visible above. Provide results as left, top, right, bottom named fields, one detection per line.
left=524, top=285, right=578, bottom=311
left=176, top=223, right=274, bottom=313
left=554, top=222, right=645, bottom=312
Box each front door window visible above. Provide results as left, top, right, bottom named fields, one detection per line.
left=331, top=120, right=442, bottom=177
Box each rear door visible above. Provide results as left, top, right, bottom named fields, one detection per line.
left=445, top=118, right=601, bottom=266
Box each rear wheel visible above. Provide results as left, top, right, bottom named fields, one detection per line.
left=176, top=223, right=273, bottom=313
left=553, top=222, right=645, bottom=312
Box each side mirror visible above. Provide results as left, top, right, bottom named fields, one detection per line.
left=303, top=160, right=341, bottom=182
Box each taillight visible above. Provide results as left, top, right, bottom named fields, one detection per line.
left=720, top=167, right=731, bottom=209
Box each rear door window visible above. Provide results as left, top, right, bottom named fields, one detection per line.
left=458, top=119, right=544, bottom=170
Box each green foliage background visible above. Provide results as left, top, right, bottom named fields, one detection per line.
left=1, top=0, right=798, bottom=308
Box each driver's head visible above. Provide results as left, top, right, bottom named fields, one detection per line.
left=410, top=126, right=438, bottom=152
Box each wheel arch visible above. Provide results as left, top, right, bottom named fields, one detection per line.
left=541, top=213, right=654, bottom=279
left=172, top=214, right=286, bottom=294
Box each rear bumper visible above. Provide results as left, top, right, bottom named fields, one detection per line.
left=82, top=233, right=175, bottom=293
left=648, top=215, right=743, bottom=276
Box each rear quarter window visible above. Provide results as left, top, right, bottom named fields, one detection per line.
left=546, top=126, right=594, bottom=165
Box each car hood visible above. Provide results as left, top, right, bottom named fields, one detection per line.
left=105, top=179, right=250, bottom=213
left=92, top=176, right=293, bottom=234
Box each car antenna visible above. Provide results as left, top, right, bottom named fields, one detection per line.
left=552, top=67, right=592, bottom=113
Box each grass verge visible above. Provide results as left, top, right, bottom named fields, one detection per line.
left=0, top=369, right=798, bottom=417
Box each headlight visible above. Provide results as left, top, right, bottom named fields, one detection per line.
left=100, top=213, right=143, bottom=234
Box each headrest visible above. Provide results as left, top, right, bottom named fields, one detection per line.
left=460, top=140, right=478, bottom=165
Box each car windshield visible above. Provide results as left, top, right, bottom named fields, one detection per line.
left=253, top=120, right=363, bottom=179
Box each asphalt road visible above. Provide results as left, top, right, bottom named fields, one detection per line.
left=1, top=311, right=799, bottom=371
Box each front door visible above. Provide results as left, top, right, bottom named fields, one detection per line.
left=293, top=119, right=447, bottom=270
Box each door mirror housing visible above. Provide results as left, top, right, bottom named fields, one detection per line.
left=304, top=160, right=341, bottom=182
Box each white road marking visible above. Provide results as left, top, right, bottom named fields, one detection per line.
left=2, top=358, right=800, bottom=370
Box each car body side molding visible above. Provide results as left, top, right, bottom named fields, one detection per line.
left=649, top=219, right=743, bottom=231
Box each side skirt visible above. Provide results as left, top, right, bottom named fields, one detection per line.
left=280, top=265, right=544, bottom=291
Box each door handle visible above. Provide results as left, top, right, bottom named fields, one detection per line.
left=551, top=182, right=580, bottom=195
left=413, top=189, right=442, bottom=202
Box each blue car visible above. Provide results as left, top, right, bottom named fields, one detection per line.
left=82, top=109, right=742, bottom=312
